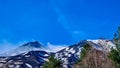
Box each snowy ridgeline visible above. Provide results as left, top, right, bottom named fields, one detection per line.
left=0, top=39, right=116, bottom=68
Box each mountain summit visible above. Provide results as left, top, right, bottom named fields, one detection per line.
left=20, top=41, right=42, bottom=48
left=1, top=41, right=44, bottom=56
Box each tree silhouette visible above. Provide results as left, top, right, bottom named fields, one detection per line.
left=42, top=55, right=61, bottom=68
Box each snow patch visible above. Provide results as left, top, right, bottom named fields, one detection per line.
left=26, top=63, right=32, bottom=68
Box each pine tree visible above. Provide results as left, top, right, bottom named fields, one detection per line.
left=118, top=26, right=120, bottom=49
left=113, top=26, right=120, bottom=49
left=109, top=26, right=120, bottom=68
left=42, top=55, right=61, bottom=68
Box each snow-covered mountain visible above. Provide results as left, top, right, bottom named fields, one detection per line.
left=87, top=39, right=116, bottom=51
left=1, top=41, right=66, bottom=56
left=0, top=51, right=50, bottom=68
left=55, top=39, right=116, bottom=68
left=1, top=41, right=45, bottom=56
left=55, top=40, right=87, bottom=68
left=0, top=39, right=116, bottom=68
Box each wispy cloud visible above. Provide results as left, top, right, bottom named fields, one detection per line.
left=0, top=40, right=28, bottom=54
left=72, top=30, right=86, bottom=35
left=52, top=3, right=87, bottom=40
left=72, top=30, right=87, bottom=40
left=53, top=8, right=70, bottom=31
left=46, top=42, right=67, bottom=52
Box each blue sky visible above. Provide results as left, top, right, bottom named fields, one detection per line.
left=0, top=0, right=120, bottom=45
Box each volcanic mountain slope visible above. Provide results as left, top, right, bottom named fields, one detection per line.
left=55, top=40, right=87, bottom=68
left=0, top=51, right=50, bottom=68
left=55, top=39, right=116, bottom=68
left=1, top=41, right=45, bottom=56
left=0, top=39, right=116, bottom=68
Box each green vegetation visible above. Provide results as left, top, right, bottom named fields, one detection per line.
left=109, top=26, right=120, bottom=68
left=77, top=43, right=91, bottom=63
left=42, top=55, right=61, bottom=68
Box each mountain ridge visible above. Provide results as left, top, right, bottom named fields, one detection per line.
left=1, top=41, right=44, bottom=56
left=0, top=39, right=116, bottom=68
